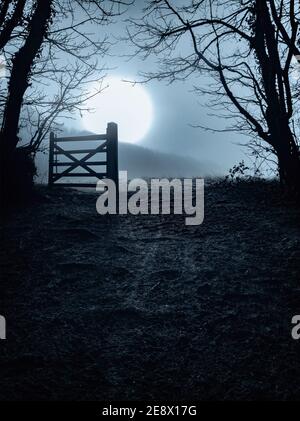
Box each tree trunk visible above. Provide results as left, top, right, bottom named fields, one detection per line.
left=253, top=1, right=300, bottom=199
left=0, top=0, right=26, bottom=50
left=0, top=0, right=53, bottom=206
left=276, top=133, right=300, bottom=198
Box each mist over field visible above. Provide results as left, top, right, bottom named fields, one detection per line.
left=35, top=129, right=222, bottom=184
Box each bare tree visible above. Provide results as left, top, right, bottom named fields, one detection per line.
left=128, top=0, right=300, bottom=196
left=0, top=0, right=53, bottom=158
left=21, top=62, right=105, bottom=154
left=0, top=0, right=132, bottom=201
left=0, top=0, right=26, bottom=50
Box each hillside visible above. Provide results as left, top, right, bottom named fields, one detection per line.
left=0, top=180, right=299, bottom=400
left=35, top=139, right=221, bottom=184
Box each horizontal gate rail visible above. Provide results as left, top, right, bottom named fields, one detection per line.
left=54, top=148, right=106, bottom=155
left=48, top=122, right=118, bottom=188
left=51, top=183, right=103, bottom=188
left=54, top=161, right=107, bottom=166
left=54, top=134, right=107, bottom=142
left=56, top=173, right=107, bottom=177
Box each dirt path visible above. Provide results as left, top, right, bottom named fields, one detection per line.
left=0, top=180, right=299, bottom=400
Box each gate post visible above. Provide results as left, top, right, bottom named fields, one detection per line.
left=48, top=132, right=55, bottom=187
left=106, top=122, right=119, bottom=191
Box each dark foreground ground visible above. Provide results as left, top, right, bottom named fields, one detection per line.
left=0, top=179, right=299, bottom=400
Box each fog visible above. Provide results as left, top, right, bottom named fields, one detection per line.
left=36, top=135, right=221, bottom=184
left=36, top=1, right=251, bottom=180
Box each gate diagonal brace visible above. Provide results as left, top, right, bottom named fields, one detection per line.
left=53, top=142, right=107, bottom=181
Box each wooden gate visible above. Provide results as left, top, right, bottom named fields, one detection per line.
left=48, top=122, right=118, bottom=188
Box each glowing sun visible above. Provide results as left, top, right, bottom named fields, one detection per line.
left=83, top=77, right=153, bottom=144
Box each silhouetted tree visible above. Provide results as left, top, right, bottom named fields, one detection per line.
left=0, top=0, right=132, bottom=203
left=129, top=0, right=300, bottom=196
left=0, top=0, right=26, bottom=50
left=0, top=0, right=52, bottom=202
left=0, top=1, right=53, bottom=159
left=22, top=63, right=105, bottom=154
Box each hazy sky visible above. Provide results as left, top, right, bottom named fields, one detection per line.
left=71, top=1, right=250, bottom=174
